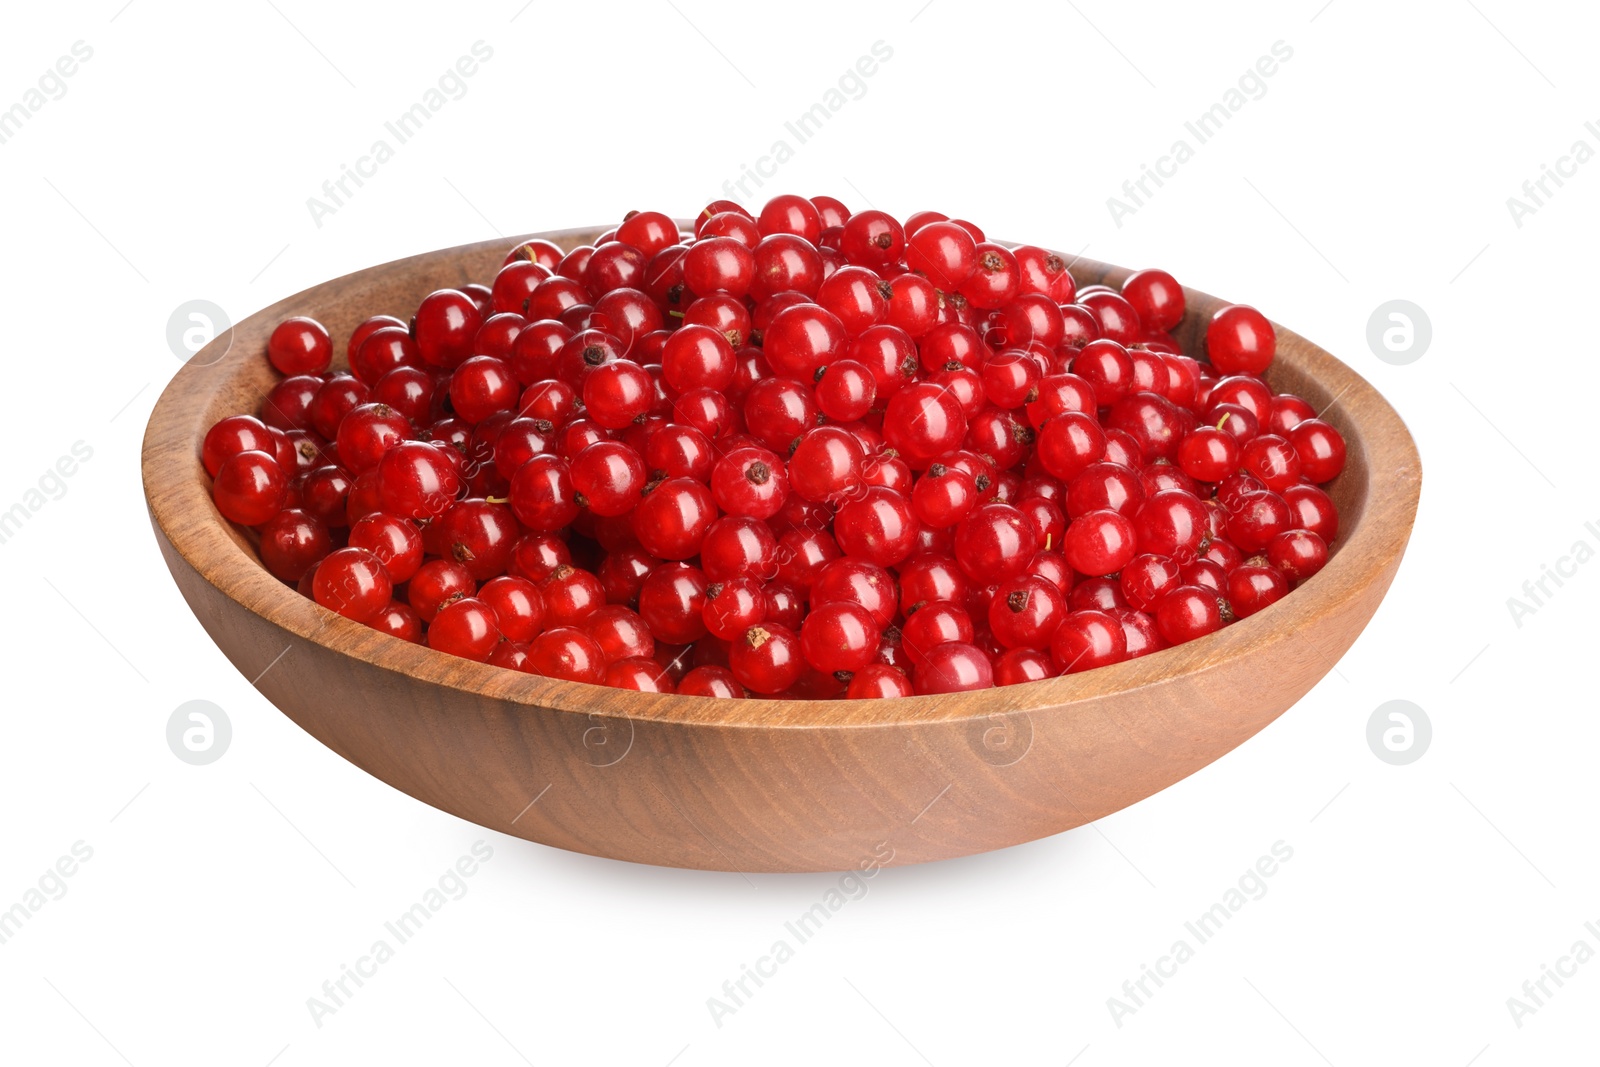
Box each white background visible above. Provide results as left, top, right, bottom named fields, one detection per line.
left=1, top=1, right=1596, bottom=1063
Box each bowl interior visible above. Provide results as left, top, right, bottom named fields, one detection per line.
left=144, top=228, right=1416, bottom=730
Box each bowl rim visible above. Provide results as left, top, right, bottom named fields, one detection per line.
left=142, top=227, right=1422, bottom=731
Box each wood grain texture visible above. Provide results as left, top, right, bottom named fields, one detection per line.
left=142, top=227, right=1422, bottom=873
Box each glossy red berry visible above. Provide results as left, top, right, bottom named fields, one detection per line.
left=911, top=463, right=979, bottom=529
left=1289, top=419, right=1346, bottom=484
left=1011, top=246, right=1077, bottom=303
left=449, top=356, right=518, bottom=424
left=988, top=575, right=1065, bottom=650
left=1177, top=426, right=1241, bottom=483
left=788, top=427, right=865, bottom=504
left=268, top=316, right=332, bottom=376
left=679, top=665, right=744, bottom=698
left=1063, top=509, right=1137, bottom=577
left=528, top=627, right=606, bottom=683
left=839, top=210, right=905, bottom=267
left=1036, top=412, right=1107, bottom=481
left=1228, top=564, right=1289, bottom=618
left=1133, top=489, right=1211, bottom=563
left=833, top=486, right=919, bottom=568
left=1119, top=553, right=1182, bottom=613
left=992, top=648, right=1054, bottom=686
left=477, top=576, right=545, bottom=642
left=814, top=359, right=877, bottom=422
left=700, top=515, right=778, bottom=582
left=1239, top=434, right=1302, bottom=493
left=764, top=303, right=848, bottom=380
left=432, top=499, right=519, bottom=581
left=313, top=547, right=393, bottom=623
left=739, top=378, right=813, bottom=452
left=757, top=194, right=823, bottom=244
left=1051, top=609, right=1127, bottom=673
left=403, top=559, right=472, bottom=624
left=711, top=447, right=789, bottom=520
left=953, top=503, right=1038, bottom=583
left=1153, top=585, right=1224, bottom=644
left=701, top=576, right=767, bottom=641
left=377, top=441, right=461, bottom=520
left=915, top=642, right=993, bottom=694
left=582, top=242, right=647, bottom=294
left=883, top=382, right=967, bottom=465
left=810, top=559, right=894, bottom=626
left=259, top=509, right=332, bottom=582
left=1079, top=290, right=1142, bottom=345
left=581, top=605, right=655, bottom=662
left=905, top=221, right=977, bottom=291
left=698, top=210, right=760, bottom=246
left=348, top=513, right=424, bottom=583
left=306, top=376, right=369, bottom=441
left=1063, top=463, right=1143, bottom=521
left=1206, top=305, right=1275, bottom=375
left=604, top=657, right=676, bottom=692
left=212, top=450, right=287, bottom=526
left=1072, top=340, right=1134, bottom=406
left=998, top=294, right=1066, bottom=349
left=509, top=454, right=580, bottom=532
left=682, top=236, right=755, bottom=298
left=1267, top=529, right=1329, bottom=582
left=348, top=313, right=407, bottom=368
left=1283, top=484, right=1339, bottom=544
left=817, top=266, right=890, bottom=335
left=1225, top=490, right=1293, bottom=553
left=899, top=602, right=975, bottom=667
left=774, top=527, right=841, bottom=590
left=353, top=326, right=425, bottom=386
left=415, top=289, right=483, bottom=369
left=980, top=348, right=1043, bottom=409
left=616, top=210, right=679, bottom=256
left=729, top=624, right=805, bottom=694
left=661, top=324, right=737, bottom=393
left=203, top=415, right=279, bottom=477
left=800, top=601, right=881, bottom=674
left=428, top=598, right=501, bottom=661
left=260, top=375, right=321, bottom=431
left=961, top=242, right=1020, bottom=309
left=335, top=403, right=411, bottom=474
left=539, top=564, right=605, bottom=628
left=582, top=359, right=654, bottom=429
left=751, top=234, right=824, bottom=300
left=846, top=664, right=915, bottom=699
left=638, top=562, right=710, bottom=645
left=632, top=476, right=716, bottom=560
left=1267, top=393, right=1317, bottom=435
left=1120, top=269, right=1185, bottom=332
left=372, top=366, right=438, bottom=425
left=372, top=601, right=424, bottom=643
left=570, top=441, right=647, bottom=516
left=1182, top=559, right=1229, bottom=594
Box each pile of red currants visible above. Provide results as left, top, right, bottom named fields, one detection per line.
left=202, top=194, right=1344, bottom=699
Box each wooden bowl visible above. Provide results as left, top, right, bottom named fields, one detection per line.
left=142, top=227, right=1421, bottom=873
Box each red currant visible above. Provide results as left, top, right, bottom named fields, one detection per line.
left=212, top=450, right=287, bottom=526
left=313, top=547, right=393, bottom=623
left=268, top=317, right=332, bottom=376
left=729, top=624, right=804, bottom=694
left=1206, top=305, right=1275, bottom=375
left=915, top=642, right=993, bottom=694
left=1051, top=609, right=1127, bottom=673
